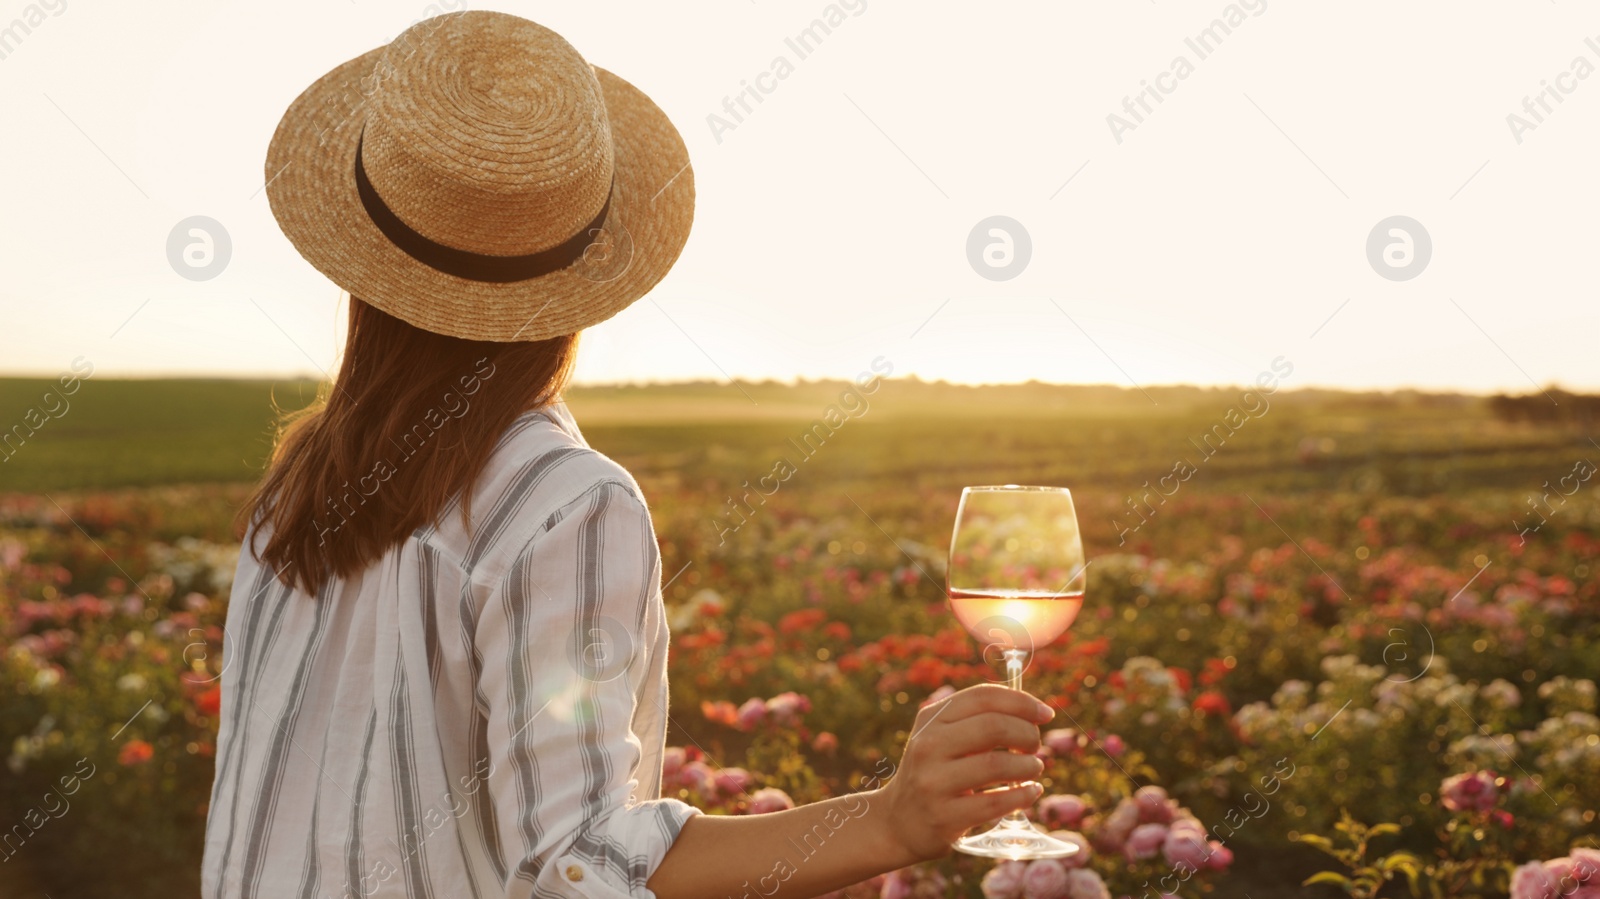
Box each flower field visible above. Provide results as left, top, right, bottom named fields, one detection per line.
left=1, top=379, right=1597, bottom=897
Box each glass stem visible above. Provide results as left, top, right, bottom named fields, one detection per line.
left=1001, top=647, right=1032, bottom=827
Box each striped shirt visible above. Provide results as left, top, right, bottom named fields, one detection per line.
left=202, top=402, right=699, bottom=899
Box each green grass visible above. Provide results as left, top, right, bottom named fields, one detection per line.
left=0, top=378, right=319, bottom=492
left=0, top=376, right=1589, bottom=500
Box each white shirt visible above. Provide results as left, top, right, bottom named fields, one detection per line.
left=202, top=402, right=698, bottom=899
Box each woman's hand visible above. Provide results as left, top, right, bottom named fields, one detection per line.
left=877, top=683, right=1055, bottom=862
left=649, top=684, right=1055, bottom=899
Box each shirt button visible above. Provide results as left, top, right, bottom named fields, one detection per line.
left=566, top=864, right=584, bottom=882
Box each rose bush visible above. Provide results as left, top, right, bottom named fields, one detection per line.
left=3, top=475, right=1597, bottom=896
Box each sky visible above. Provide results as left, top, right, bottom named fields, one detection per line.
left=1, top=0, right=1596, bottom=393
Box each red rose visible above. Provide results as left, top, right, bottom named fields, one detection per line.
left=1193, top=690, right=1232, bottom=717
left=119, top=740, right=154, bottom=766
left=196, top=685, right=222, bottom=717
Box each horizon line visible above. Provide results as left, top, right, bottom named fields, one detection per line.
left=0, top=371, right=1589, bottom=399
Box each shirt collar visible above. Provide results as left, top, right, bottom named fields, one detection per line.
left=534, top=398, right=588, bottom=447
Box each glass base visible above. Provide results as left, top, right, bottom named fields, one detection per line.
left=952, top=816, right=1083, bottom=861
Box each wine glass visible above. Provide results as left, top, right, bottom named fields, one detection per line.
left=947, top=484, right=1088, bottom=860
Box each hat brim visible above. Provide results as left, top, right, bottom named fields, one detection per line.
left=264, top=45, right=694, bottom=342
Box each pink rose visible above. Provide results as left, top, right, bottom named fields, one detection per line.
left=1548, top=858, right=1583, bottom=891
left=1205, top=840, right=1234, bottom=871
left=1511, top=861, right=1560, bottom=899
left=1047, top=830, right=1092, bottom=868
left=1166, top=816, right=1206, bottom=844
left=813, top=731, right=839, bottom=755
left=1101, top=734, right=1126, bottom=757
left=1440, top=771, right=1498, bottom=813
left=767, top=691, right=811, bottom=725
left=1038, top=794, right=1089, bottom=829
left=880, top=869, right=913, bottom=899
left=662, top=746, right=685, bottom=778
left=736, top=697, right=767, bottom=731
left=1125, top=823, right=1168, bottom=861
left=1043, top=728, right=1079, bottom=756
left=1062, top=868, right=1111, bottom=899
left=1161, top=826, right=1210, bottom=870
left=713, top=767, right=753, bottom=796
left=918, top=869, right=949, bottom=895
left=1132, top=785, right=1169, bottom=819
left=1573, top=849, right=1600, bottom=882
left=1098, top=798, right=1140, bottom=849
left=981, top=861, right=1027, bottom=899
left=679, top=760, right=717, bottom=796
left=1145, top=804, right=1177, bottom=825
left=1540, top=855, right=1600, bottom=898
left=746, top=787, right=794, bottom=814
left=1021, top=859, right=1069, bottom=899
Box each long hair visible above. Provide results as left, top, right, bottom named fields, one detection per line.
left=239, top=295, right=580, bottom=594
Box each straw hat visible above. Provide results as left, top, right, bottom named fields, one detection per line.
left=263, top=10, right=693, bottom=342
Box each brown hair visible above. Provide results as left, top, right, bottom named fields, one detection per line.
left=239, top=295, right=580, bottom=594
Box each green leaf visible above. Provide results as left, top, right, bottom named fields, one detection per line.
left=1304, top=871, right=1354, bottom=888
left=1368, top=823, right=1402, bottom=838
left=1298, top=834, right=1336, bottom=852
left=1380, top=852, right=1422, bottom=873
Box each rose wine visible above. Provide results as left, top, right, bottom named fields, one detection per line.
left=948, top=589, right=1085, bottom=649
left=946, top=486, right=1088, bottom=860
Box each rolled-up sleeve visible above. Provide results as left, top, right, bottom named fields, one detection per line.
left=474, top=478, right=700, bottom=898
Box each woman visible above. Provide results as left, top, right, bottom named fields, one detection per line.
left=203, top=11, right=1052, bottom=898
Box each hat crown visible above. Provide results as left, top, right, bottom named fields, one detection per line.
left=359, top=11, right=615, bottom=257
